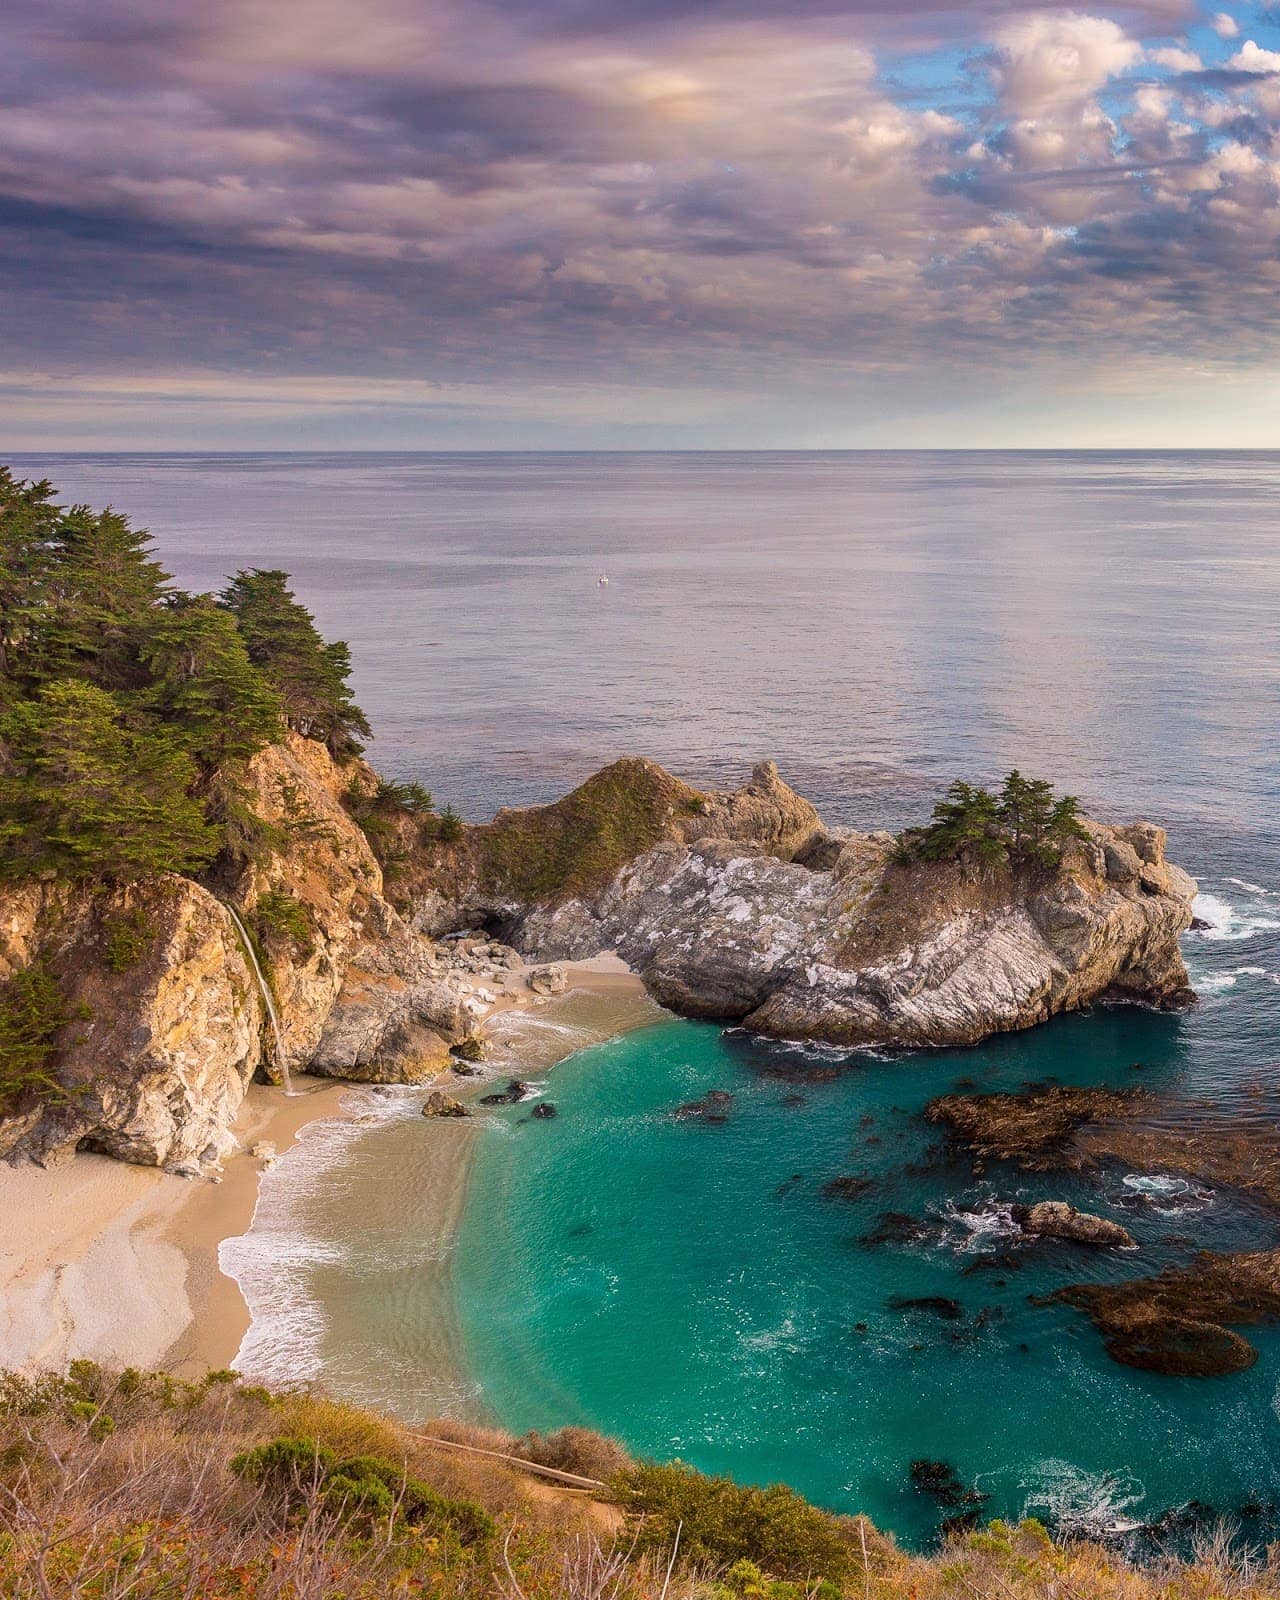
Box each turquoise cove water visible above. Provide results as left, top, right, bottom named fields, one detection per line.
left=455, top=993, right=1280, bottom=1551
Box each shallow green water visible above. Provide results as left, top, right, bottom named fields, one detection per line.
left=455, top=999, right=1280, bottom=1551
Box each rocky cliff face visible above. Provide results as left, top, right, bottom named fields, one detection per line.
left=0, top=737, right=485, bottom=1170
left=0, top=876, right=262, bottom=1170
left=415, top=763, right=1197, bottom=1050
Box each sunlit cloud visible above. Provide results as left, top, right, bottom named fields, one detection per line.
left=3, top=0, right=1280, bottom=443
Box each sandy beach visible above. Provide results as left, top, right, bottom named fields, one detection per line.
left=0, top=959, right=654, bottom=1385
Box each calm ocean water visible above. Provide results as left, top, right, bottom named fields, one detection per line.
left=16, top=451, right=1280, bottom=1547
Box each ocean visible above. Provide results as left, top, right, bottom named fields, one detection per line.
left=14, top=450, right=1280, bottom=1548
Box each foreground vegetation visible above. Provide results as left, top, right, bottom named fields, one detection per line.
left=1, top=1367, right=1276, bottom=1600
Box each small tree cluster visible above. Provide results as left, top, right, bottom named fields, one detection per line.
left=898, top=770, right=1089, bottom=871
left=0, top=467, right=372, bottom=883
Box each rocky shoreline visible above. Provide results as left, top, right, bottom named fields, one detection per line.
left=0, top=741, right=1198, bottom=1178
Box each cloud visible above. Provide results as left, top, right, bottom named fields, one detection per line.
left=3, top=0, right=1280, bottom=442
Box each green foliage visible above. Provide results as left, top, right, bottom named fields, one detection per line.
left=897, top=771, right=1090, bottom=873
left=139, top=596, right=283, bottom=767
left=0, top=962, right=89, bottom=1112
left=220, top=569, right=371, bottom=759
left=0, top=680, right=217, bottom=882
left=436, top=804, right=464, bottom=843
left=101, top=907, right=156, bottom=973
left=253, top=890, right=314, bottom=954
left=232, top=1436, right=493, bottom=1543
left=469, top=759, right=702, bottom=904
left=616, top=1460, right=856, bottom=1582
left=0, top=469, right=372, bottom=885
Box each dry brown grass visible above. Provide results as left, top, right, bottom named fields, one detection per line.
left=3, top=1368, right=1280, bottom=1600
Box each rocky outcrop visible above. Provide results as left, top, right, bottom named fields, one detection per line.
left=0, top=746, right=1199, bottom=1171
left=0, top=876, right=262, bottom=1170
left=1017, top=1201, right=1135, bottom=1248
left=419, top=761, right=1197, bottom=1050
left=1046, top=1249, right=1280, bottom=1376
left=930, top=1083, right=1280, bottom=1209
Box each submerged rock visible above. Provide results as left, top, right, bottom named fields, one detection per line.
left=888, top=1295, right=965, bottom=1320
left=531, top=1102, right=558, bottom=1119
left=1045, top=1247, right=1280, bottom=1376
left=672, top=1089, right=734, bottom=1122
left=1018, top=1200, right=1135, bottom=1248
left=821, top=1174, right=874, bottom=1201
left=927, top=1085, right=1146, bottom=1169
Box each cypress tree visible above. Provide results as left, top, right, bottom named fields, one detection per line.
left=219, top=569, right=371, bottom=758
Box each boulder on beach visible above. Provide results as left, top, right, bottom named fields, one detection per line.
left=528, top=964, right=569, bottom=996
left=422, top=1091, right=470, bottom=1119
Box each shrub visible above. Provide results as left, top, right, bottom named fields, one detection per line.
left=616, top=1460, right=857, bottom=1582
left=253, top=889, right=313, bottom=954
left=514, top=1425, right=631, bottom=1481
left=101, top=907, right=156, bottom=973
left=437, top=804, right=464, bottom=844
left=0, top=962, right=89, bottom=1112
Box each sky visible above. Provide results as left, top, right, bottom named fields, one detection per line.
left=5, top=0, right=1280, bottom=447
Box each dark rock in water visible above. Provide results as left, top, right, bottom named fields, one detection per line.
left=422, top=1091, right=470, bottom=1119
left=451, top=1062, right=480, bottom=1077
left=927, top=1083, right=1147, bottom=1168
left=567, top=1222, right=593, bottom=1238
left=760, top=1064, right=840, bottom=1085
left=888, top=1294, right=965, bottom=1321
left=673, top=1089, right=734, bottom=1122
left=822, top=1173, right=874, bottom=1201
left=531, top=1102, right=557, bottom=1119
left=781, top=1093, right=807, bottom=1108
left=859, top=1114, right=875, bottom=1127
left=1020, top=1200, right=1136, bottom=1248
left=860, top=1211, right=928, bottom=1248
left=775, top=1172, right=805, bottom=1196
left=910, top=1459, right=990, bottom=1511
left=1190, top=916, right=1212, bottom=931
left=1046, top=1246, right=1280, bottom=1376
left=481, top=1078, right=536, bottom=1106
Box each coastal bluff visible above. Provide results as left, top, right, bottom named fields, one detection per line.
left=407, top=757, right=1198, bottom=1049
left=0, top=744, right=1197, bottom=1174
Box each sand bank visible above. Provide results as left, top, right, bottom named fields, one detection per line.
left=0, top=959, right=654, bottom=1384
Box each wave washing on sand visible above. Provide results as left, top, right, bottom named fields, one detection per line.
left=219, top=1087, right=423, bottom=1388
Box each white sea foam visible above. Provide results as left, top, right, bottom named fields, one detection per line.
left=1020, top=1460, right=1146, bottom=1540
left=220, top=1087, right=421, bottom=1387
left=1191, top=891, right=1280, bottom=943
left=941, top=1199, right=1022, bottom=1251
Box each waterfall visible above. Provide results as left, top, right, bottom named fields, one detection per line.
left=223, top=903, right=294, bottom=1095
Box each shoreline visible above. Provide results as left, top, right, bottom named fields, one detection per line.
left=0, top=958, right=656, bottom=1387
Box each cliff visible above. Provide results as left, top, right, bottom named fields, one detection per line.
left=410, top=760, right=1197, bottom=1049
left=0, top=735, right=493, bottom=1170
left=0, top=747, right=1197, bottom=1173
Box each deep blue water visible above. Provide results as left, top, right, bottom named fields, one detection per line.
left=14, top=451, right=1280, bottom=1547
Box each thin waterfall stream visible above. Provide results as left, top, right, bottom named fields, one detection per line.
left=223, top=903, right=294, bottom=1095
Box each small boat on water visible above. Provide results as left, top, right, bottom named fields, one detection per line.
left=597, top=573, right=609, bottom=587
